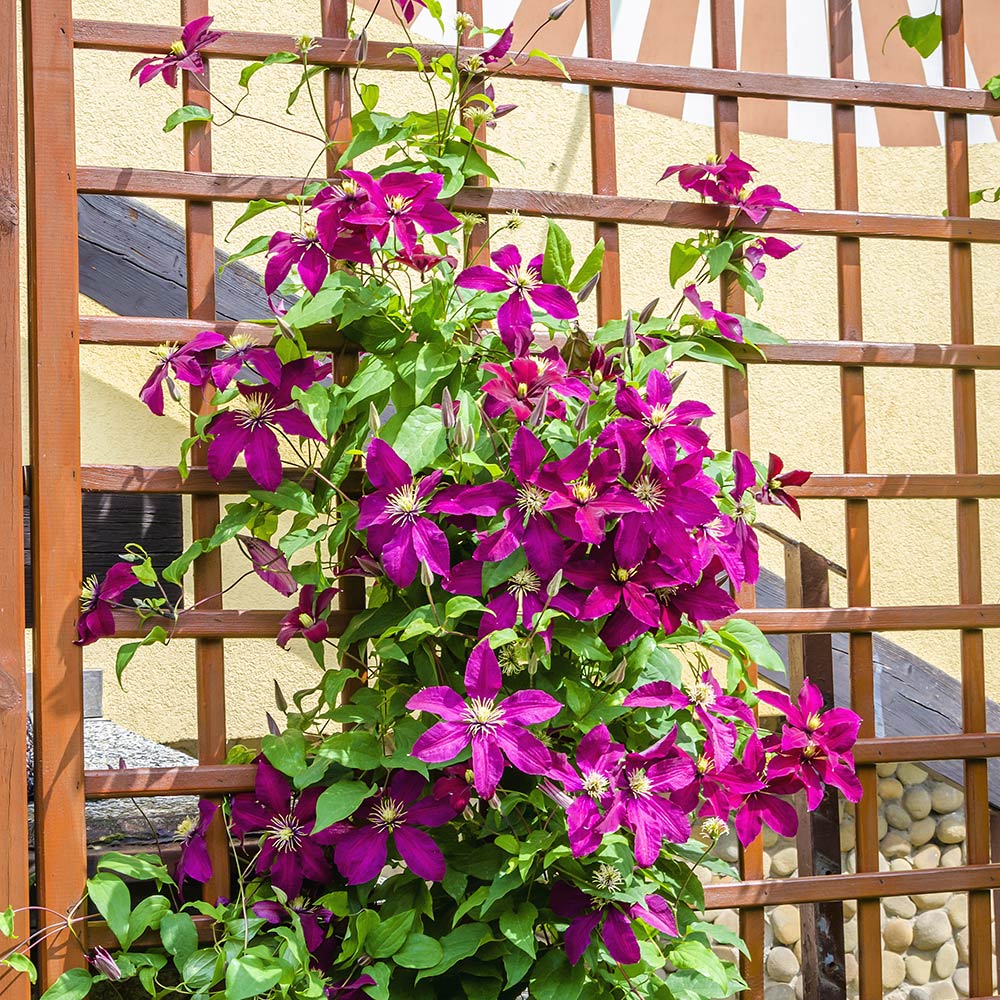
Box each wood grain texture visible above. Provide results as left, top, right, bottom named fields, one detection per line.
left=71, top=20, right=1000, bottom=116
left=22, top=0, right=87, bottom=981
left=0, top=0, right=29, bottom=993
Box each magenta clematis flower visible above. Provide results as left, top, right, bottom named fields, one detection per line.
left=698, top=513, right=756, bottom=592
left=343, top=170, right=459, bottom=256
left=325, top=976, right=376, bottom=1000
left=731, top=450, right=758, bottom=499
left=725, top=736, right=801, bottom=846
left=432, top=763, right=476, bottom=812
left=660, top=152, right=755, bottom=201
left=277, top=585, right=339, bottom=647
left=598, top=730, right=696, bottom=867
left=252, top=899, right=334, bottom=960
left=206, top=358, right=327, bottom=492
left=655, top=563, right=738, bottom=634
left=455, top=245, right=578, bottom=355
left=480, top=23, right=514, bottom=66
left=609, top=368, right=713, bottom=474
left=481, top=347, right=589, bottom=422
left=75, top=563, right=138, bottom=646
left=557, top=724, right=625, bottom=857
left=408, top=641, right=562, bottom=798
left=174, top=799, right=219, bottom=896
left=755, top=453, right=811, bottom=518
left=334, top=771, right=456, bottom=885
left=130, top=16, right=222, bottom=88
left=745, top=236, right=798, bottom=280
left=395, top=243, right=457, bottom=274
left=357, top=439, right=450, bottom=587
left=140, top=331, right=224, bottom=415
left=550, top=882, right=678, bottom=966
left=230, top=759, right=344, bottom=898
left=312, top=179, right=375, bottom=265
left=759, top=679, right=863, bottom=809
left=265, top=230, right=329, bottom=298
left=625, top=671, right=756, bottom=768
left=540, top=444, right=646, bottom=546
left=734, top=184, right=799, bottom=224
left=209, top=335, right=282, bottom=390
left=392, top=0, right=427, bottom=24
left=683, top=284, right=743, bottom=343
left=238, top=535, right=298, bottom=597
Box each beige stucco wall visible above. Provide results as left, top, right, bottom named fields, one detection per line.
left=16, top=1, right=1000, bottom=741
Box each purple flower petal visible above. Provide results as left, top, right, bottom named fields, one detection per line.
left=394, top=826, right=446, bottom=881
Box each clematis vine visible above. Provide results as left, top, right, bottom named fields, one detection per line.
left=408, top=641, right=562, bottom=798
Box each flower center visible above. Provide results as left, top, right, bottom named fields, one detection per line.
left=507, top=568, right=541, bottom=598
left=581, top=771, right=610, bottom=799
left=806, top=712, right=822, bottom=731
left=691, top=681, right=715, bottom=706
left=298, top=613, right=315, bottom=629
left=803, top=742, right=820, bottom=759
left=571, top=479, right=598, bottom=503
left=612, top=565, right=635, bottom=584
left=153, top=342, right=180, bottom=363
left=498, top=646, right=526, bottom=676
left=80, top=574, right=100, bottom=611
left=633, top=475, right=665, bottom=510
left=627, top=768, right=652, bottom=798
left=696, top=755, right=713, bottom=775
left=227, top=332, right=257, bottom=352
left=341, top=178, right=360, bottom=198
left=516, top=483, right=548, bottom=516
left=701, top=817, right=728, bottom=840
left=169, top=39, right=186, bottom=56
left=175, top=815, right=196, bottom=840
left=655, top=586, right=679, bottom=604
left=237, top=392, right=279, bottom=429
left=267, top=814, right=304, bottom=853
left=386, top=194, right=412, bottom=216
left=465, top=697, right=504, bottom=736
left=371, top=797, right=407, bottom=833
left=592, top=864, right=625, bottom=892
left=516, top=382, right=530, bottom=398
left=647, top=404, right=672, bottom=429
left=385, top=482, right=426, bottom=524
left=507, top=265, right=539, bottom=293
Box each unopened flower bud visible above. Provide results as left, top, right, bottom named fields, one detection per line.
left=606, top=658, right=627, bottom=686
left=89, top=947, right=123, bottom=982
left=526, top=388, right=549, bottom=427
left=441, top=387, right=456, bottom=429
left=669, top=371, right=687, bottom=393
left=274, top=680, right=287, bottom=712
left=576, top=271, right=600, bottom=304
left=455, top=419, right=476, bottom=452
left=266, top=712, right=281, bottom=737
left=420, top=561, right=435, bottom=587
left=573, top=403, right=589, bottom=434
left=549, top=0, right=575, bottom=20
left=368, top=401, right=381, bottom=436
left=622, top=314, right=636, bottom=350
left=357, top=29, right=369, bottom=64
left=638, top=297, right=659, bottom=325
left=546, top=569, right=563, bottom=598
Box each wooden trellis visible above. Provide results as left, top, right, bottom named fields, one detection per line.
left=4, top=1, right=1000, bottom=998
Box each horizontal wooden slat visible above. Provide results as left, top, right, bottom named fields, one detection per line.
left=70, top=20, right=1000, bottom=116
left=704, top=863, right=1000, bottom=908
left=734, top=340, right=1000, bottom=368
left=109, top=604, right=1000, bottom=638
left=797, top=474, right=1000, bottom=499
left=854, top=733, right=1000, bottom=764
left=76, top=167, right=1000, bottom=244
left=84, top=763, right=256, bottom=798
left=76, top=465, right=311, bottom=494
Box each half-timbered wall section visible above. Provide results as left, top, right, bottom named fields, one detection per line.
left=5, top=2, right=1000, bottom=999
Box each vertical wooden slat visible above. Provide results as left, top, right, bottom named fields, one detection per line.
left=180, top=0, right=229, bottom=901
left=456, top=0, right=489, bottom=266
left=708, top=3, right=761, bottom=996
left=21, top=0, right=87, bottom=985
left=941, top=2, right=993, bottom=995
left=827, top=4, right=880, bottom=999
left=585, top=0, right=621, bottom=325
left=785, top=544, right=846, bottom=1000
left=0, top=0, right=29, bottom=995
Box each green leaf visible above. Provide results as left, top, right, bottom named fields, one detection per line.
left=262, top=729, right=308, bottom=778
left=122, top=894, right=170, bottom=951
left=568, top=239, right=605, bottom=292
left=528, top=48, right=570, bottom=80
left=499, top=903, right=537, bottom=957
left=163, top=105, right=214, bottom=133
left=225, top=198, right=286, bottom=241
left=313, top=780, right=372, bottom=833
left=219, top=234, right=270, bottom=273
left=160, top=911, right=199, bottom=966
left=528, top=948, right=584, bottom=1000
left=718, top=618, right=786, bottom=675
left=248, top=482, right=317, bottom=516
left=208, top=501, right=256, bottom=548
left=115, top=627, right=169, bottom=685
left=669, top=241, right=701, bottom=287
left=985, top=74, right=1000, bottom=100
left=888, top=13, right=942, bottom=58
left=131, top=556, right=157, bottom=587
left=415, top=923, right=490, bottom=980
left=226, top=956, right=283, bottom=1000
left=162, top=541, right=204, bottom=585
left=0, top=906, right=14, bottom=937
left=86, top=873, right=131, bottom=947
left=390, top=406, right=447, bottom=472
left=706, top=239, right=734, bottom=280
left=388, top=45, right=425, bottom=72
left=395, top=934, right=444, bottom=969
left=287, top=65, right=325, bottom=113
left=40, top=968, right=93, bottom=1000
left=3, top=952, right=37, bottom=984
left=97, top=852, right=171, bottom=885
left=181, top=949, right=221, bottom=991
left=367, top=910, right=413, bottom=958
left=541, top=221, right=574, bottom=286
left=360, top=82, right=380, bottom=110
left=668, top=939, right=730, bottom=992
left=238, top=51, right=299, bottom=90
left=414, top=343, right=457, bottom=405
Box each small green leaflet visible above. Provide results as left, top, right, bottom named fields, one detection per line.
left=163, top=105, right=214, bottom=133
left=313, top=780, right=373, bottom=833
left=528, top=48, right=571, bottom=81
left=568, top=239, right=605, bottom=292
left=238, top=50, right=299, bottom=90
left=3, top=953, right=36, bottom=984
left=225, top=198, right=286, bottom=241
left=40, top=967, right=93, bottom=1000
left=985, top=75, right=1000, bottom=101
left=541, top=221, right=574, bottom=286
left=885, top=13, right=941, bottom=59
left=670, top=241, right=700, bottom=287
left=219, top=234, right=270, bottom=273
left=115, top=626, right=169, bottom=684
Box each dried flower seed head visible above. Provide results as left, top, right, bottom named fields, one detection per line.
left=457, top=211, right=486, bottom=230
left=592, top=863, right=625, bottom=892
left=296, top=35, right=318, bottom=53
left=701, top=817, right=729, bottom=841
left=463, top=106, right=495, bottom=128
left=455, top=11, right=475, bottom=32
left=549, top=0, right=575, bottom=20
left=504, top=209, right=523, bottom=231
left=461, top=54, right=486, bottom=74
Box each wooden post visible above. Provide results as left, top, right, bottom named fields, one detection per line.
left=784, top=542, right=846, bottom=1000
left=0, top=0, right=30, bottom=995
